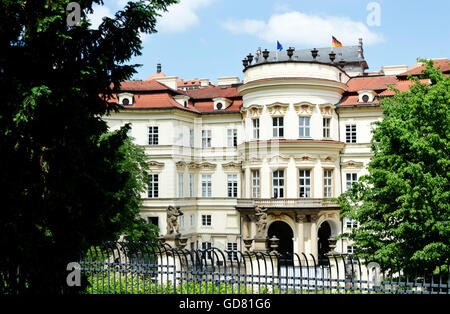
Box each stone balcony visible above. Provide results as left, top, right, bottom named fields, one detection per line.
left=236, top=198, right=340, bottom=210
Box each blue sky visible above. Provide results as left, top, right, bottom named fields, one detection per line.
left=90, top=0, right=450, bottom=82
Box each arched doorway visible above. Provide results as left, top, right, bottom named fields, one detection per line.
left=318, top=221, right=332, bottom=264
left=267, top=221, right=294, bottom=258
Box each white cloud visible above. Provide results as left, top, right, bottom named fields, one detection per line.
left=87, top=5, right=114, bottom=29
left=157, top=0, right=214, bottom=33
left=222, top=11, right=385, bottom=47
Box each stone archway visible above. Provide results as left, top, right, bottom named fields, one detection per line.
left=318, top=221, right=332, bottom=264
left=267, top=221, right=294, bottom=255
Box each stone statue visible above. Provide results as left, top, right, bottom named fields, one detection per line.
left=254, top=206, right=268, bottom=237
left=255, top=47, right=262, bottom=63
left=166, top=205, right=183, bottom=235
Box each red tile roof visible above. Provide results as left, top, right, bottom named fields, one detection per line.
left=119, top=80, right=176, bottom=92
left=120, top=92, right=198, bottom=113
left=193, top=99, right=242, bottom=113
left=397, top=59, right=450, bottom=77
left=186, top=85, right=241, bottom=99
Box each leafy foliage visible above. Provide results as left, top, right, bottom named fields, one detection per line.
left=0, top=0, right=177, bottom=294
left=337, top=60, right=450, bottom=275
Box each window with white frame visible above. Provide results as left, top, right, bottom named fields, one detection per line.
left=148, top=126, right=159, bottom=145
left=347, top=245, right=357, bottom=254
left=323, top=169, right=333, bottom=198
left=202, top=242, right=212, bottom=259
left=345, top=125, right=357, bottom=143
left=323, top=118, right=331, bottom=138
left=346, top=173, right=358, bottom=191
left=345, top=217, right=359, bottom=229
left=201, top=214, right=212, bottom=226
left=251, top=170, right=260, bottom=198
left=299, top=170, right=311, bottom=198
left=189, top=174, right=194, bottom=197
left=190, top=214, right=195, bottom=226
left=147, top=173, right=159, bottom=198
left=177, top=127, right=183, bottom=146
left=227, top=242, right=238, bottom=261
left=179, top=215, right=184, bottom=228
left=227, top=174, right=238, bottom=197
left=202, top=130, right=211, bottom=148
left=272, top=117, right=284, bottom=138
left=227, top=129, right=237, bottom=147
left=201, top=175, right=212, bottom=197
left=178, top=173, right=184, bottom=198
left=272, top=170, right=285, bottom=198
left=252, top=119, right=260, bottom=139
left=189, top=128, right=194, bottom=147
left=299, top=117, right=311, bottom=137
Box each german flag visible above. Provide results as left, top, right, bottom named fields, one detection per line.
left=332, top=36, right=343, bottom=47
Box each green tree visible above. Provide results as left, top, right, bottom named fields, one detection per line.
left=337, top=60, right=450, bottom=275
left=0, top=0, right=176, bottom=294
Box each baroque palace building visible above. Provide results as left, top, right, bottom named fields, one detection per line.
left=104, top=40, right=449, bottom=260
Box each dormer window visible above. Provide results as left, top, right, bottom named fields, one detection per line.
left=357, top=90, right=376, bottom=103
left=174, top=95, right=190, bottom=108
left=118, top=93, right=134, bottom=106
left=213, top=97, right=232, bottom=111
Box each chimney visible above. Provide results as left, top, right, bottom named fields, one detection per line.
left=155, top=76, right=178, bottom=90
left=199, top=79, right=210, bottom=87
left=217, top=77, right=240, bottom=86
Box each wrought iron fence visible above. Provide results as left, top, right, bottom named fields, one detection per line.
left=78, top=241, right=449, bottom=294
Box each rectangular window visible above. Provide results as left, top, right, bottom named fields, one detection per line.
left=147, top=174, right=159, bottom=198
left=190, top=214, right=195, bottom=227
left=227, top=243, right=238, bottom=261
left=179, top=215, right=184, bottom=228
left=346, top=173, right=358, bottom=191
left=178, top=173, right=184, bottom=198
left=324, top=170, right=333, bottom=198
left=189, top=129, right=194, bottom=147
left=227, top=174, right=238, bottom=198
left=227, top=129, right=238, bottom=147
left=347, top=245, right=357, bottom=254
left=201, top=214, right=212, bottom=226
left=252, top=119, right=260, bottom=139
left=323, top=118, right=331, bottom=138
left=345, top=125, right=357, bottom=143
left=178, top=127, right=183, bottom=146
left=201, top=175, right=212, bottom=197
left=272, top=117, right=284, bottom=138
left=345, top=217, right=359, bottom=229
left=251, top=170, right=260, bottom=198
left=299, top=170, right=311, bottom=198
left=299, top=117, right=311, bottom=137
left=272, top=170, right=285, bottom=198
left=148, top=126, right=159, bottom=145
left=202, top=130, right=211, bottom=148
left=189, top=174, right=194, bottom=197
left=202, top=242, right=212, bottom=259
left=147, top=216, right=159, bottom=228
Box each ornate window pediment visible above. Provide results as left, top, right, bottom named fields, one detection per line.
left=320, top=155, right=337, bottom=163
left=340, top=160, right=364, bottom=168
left=294, top=102, right=315, bottom=116
left=222, top=161, right=242, bottom=171
left=266, top=102, right=289, bottom=116
left=269, top=154, right=290, bottom=165
left=176, top=161, right=187, bottom=169
left=149, top=160, right=165, bottom=170
left=293, top=154, right=318, bottom=162
left=318, top=104, right=335, bottom=117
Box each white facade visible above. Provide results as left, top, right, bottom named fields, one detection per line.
left=102, top=46, right=400, bottom=260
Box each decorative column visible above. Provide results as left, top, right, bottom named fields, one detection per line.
left=310, top=214, right=319, bottom=260
left=295, top=213, right=306, bottom=254
left=249, top=214, right=257, bottom=239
